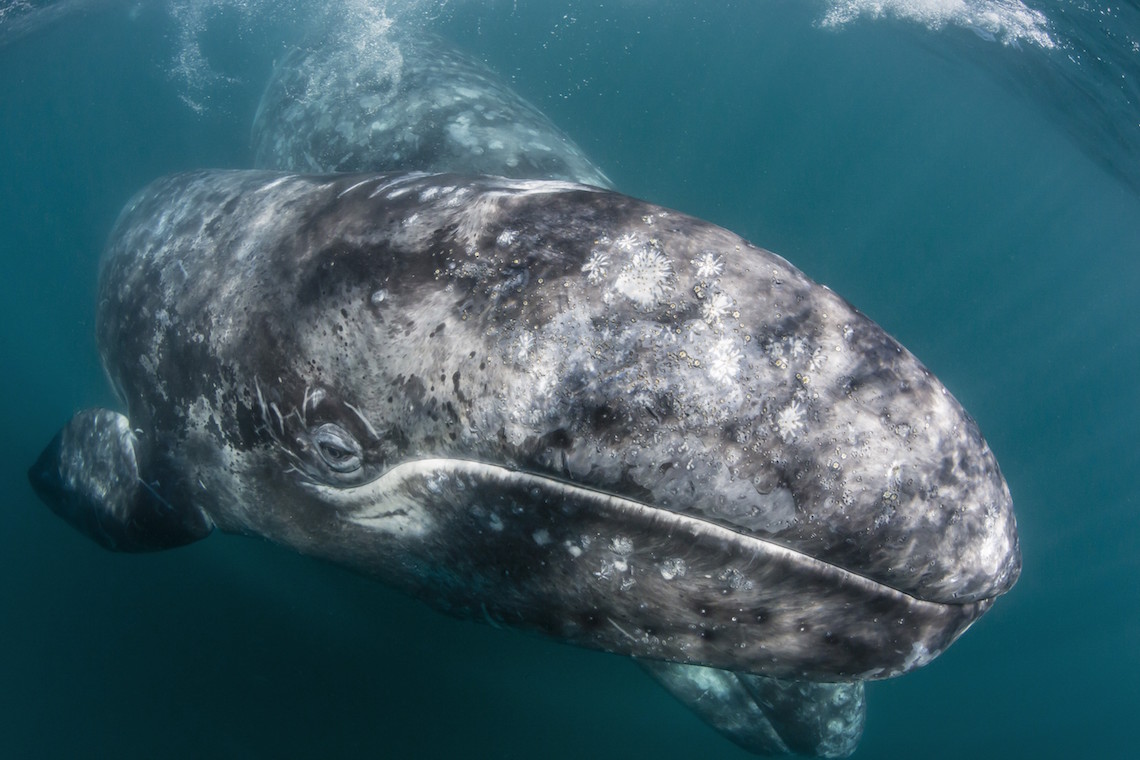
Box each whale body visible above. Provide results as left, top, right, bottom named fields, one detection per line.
left=247, top=30, right=869, bottom=754
left=30, top=169, right=1019, bottom=690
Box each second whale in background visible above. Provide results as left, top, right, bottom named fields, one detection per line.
left=252, top=30, right=611, bottom=188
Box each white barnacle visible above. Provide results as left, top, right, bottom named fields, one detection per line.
left=693, top=251, right=724, bottom=280
left=659, top=557, right=687, bottom=580
left=702, top=291, right=734, bottom=324
left=708, top=337, right=743, bottom=384
left=789, top=337, right=809, bottom=360
left=614, top=248, right=673, bottom=309
left=610, top=535, right=635, bottom=555
left=775, top=400, right=806, bottom=442
left=496, top=228, right=518, bottom=247
left=581, top=249, right=611, bottom=284
left=807, top=347, right=826, bottom=373
left=594, top=561, right=615, bottom=581
left=719, top=567, right=754, bottom=591
left=615, top=232, right=640, bottom=251
left=513, top=331, right=536, bottom=364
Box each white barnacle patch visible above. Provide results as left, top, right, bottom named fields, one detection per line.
left=586, top=535, right=637, bottom=588
left=692, top=251, right=724, bottom=281
left=496, top=228, right=518, bottom=247
left=766, top=338, right=788, bottom=368
left=718, top=567, right=754, bottom=591
left=581, top=249, right=611, bottom=284
left=775, top=400, right=806, bottom=442
left=807, top=346, right=827, bottom=373
left=707, top=338, right=743, bottom=384
left=788, top=337, right=810, bottom=360
left=701, top=291, right=734, bottom=325
left=512, top=331, right=536, bottom=365
left=610, top=535, right=634, bottom=555
left=614, top=247, right=673, bottom=309
left=659, top=557, right=687, bottom=580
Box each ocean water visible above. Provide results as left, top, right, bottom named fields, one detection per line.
left=1, top=1, right=1137, bottom=758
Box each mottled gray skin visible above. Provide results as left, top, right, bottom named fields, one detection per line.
left=251, top=33, right=612, bottom=188
left=30, top=170, right=1019, bottom=689
left=640, top=661, right=865, bottom=757
left=250, top=29, right=861, bottom=754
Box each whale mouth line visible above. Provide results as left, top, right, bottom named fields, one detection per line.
left=308, top=457, right=971, bottom=610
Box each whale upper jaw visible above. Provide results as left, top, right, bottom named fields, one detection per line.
left=300, top=457, right=999, bottom=682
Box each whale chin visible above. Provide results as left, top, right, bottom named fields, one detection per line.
left=293, top=457, right=996, bottom=682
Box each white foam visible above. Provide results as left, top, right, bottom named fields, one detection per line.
left=819, top=0, right=1056, bottom=48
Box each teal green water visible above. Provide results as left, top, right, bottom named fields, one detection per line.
left=1, top=1, right=1137, bottom=757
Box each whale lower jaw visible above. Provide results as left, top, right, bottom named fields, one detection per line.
left=312, top=458, right=962, bottom=604
left=301, top=457, right=991, bottom=681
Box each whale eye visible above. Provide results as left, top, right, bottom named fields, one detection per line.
left=312, top=423, right=363, bottom=473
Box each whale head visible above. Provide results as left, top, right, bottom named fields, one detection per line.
left=30, top=170, right=1019, bottom=683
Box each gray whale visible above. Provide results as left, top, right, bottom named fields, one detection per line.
left=30, top=169, right=1019, bottom=687
left=246, top=29, right=870, bottom=755
left=252, top=32, right=611, bottom=188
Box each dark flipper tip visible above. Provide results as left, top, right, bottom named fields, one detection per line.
left=28, top=409, right=212, bottom=552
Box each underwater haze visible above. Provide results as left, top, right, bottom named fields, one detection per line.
left=2, top=0, right=1137, bottom=758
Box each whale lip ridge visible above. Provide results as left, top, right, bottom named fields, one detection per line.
left=309, top=456, right=1012, bottom=610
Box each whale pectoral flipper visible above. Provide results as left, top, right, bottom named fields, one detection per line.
left=28, top=409, right=213, bottom=552
left=639, top=661, right=864, bottom=758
